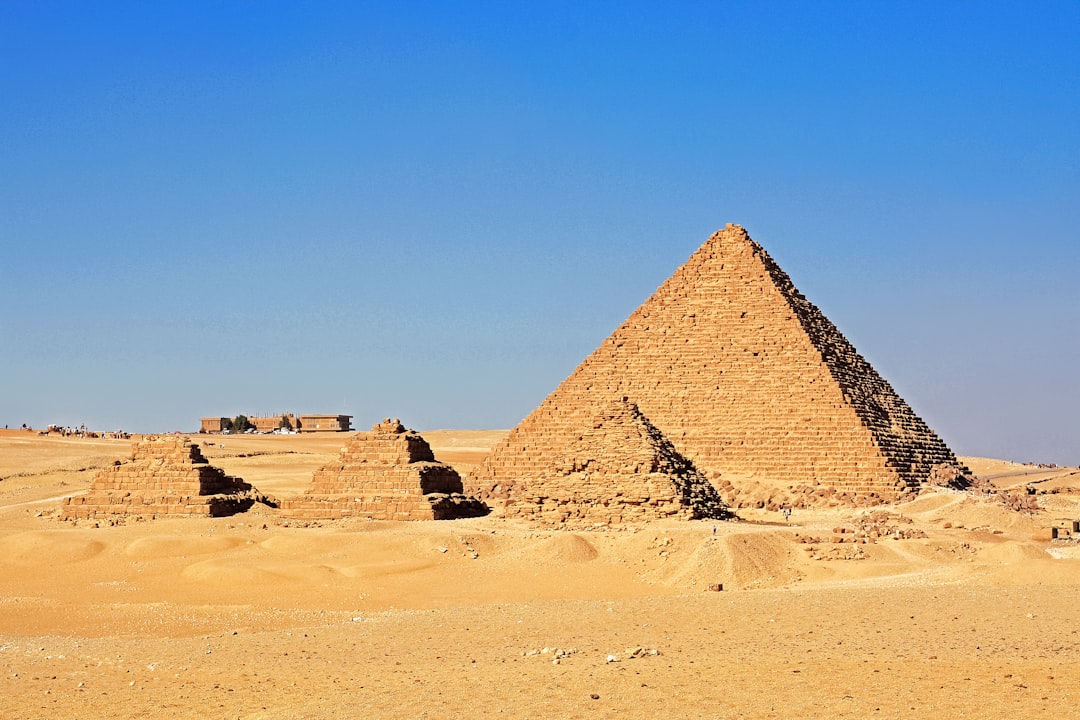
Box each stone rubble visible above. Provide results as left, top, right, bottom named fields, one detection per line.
left=795, top=510, right=928, bottom=560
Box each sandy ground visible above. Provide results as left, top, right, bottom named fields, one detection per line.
left=1, top=428, right=1079, bottom=719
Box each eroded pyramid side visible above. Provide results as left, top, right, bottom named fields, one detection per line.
left=495, top=397, right=731, bottom=525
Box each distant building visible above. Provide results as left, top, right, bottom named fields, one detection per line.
left=252, top=414, right=298, bottom=433
left=199, top=413, right=351, bottom=433
left=201, top=417, right=229, bottom=433
left=299, top=414, right=353, bottom=432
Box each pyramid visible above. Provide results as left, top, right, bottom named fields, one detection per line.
left=496, top=397, right=730, bottom=525
left=61, top=435, right=259, bottom=519
left=473, top=224, right=967, bottom=511
left=279, top=419, right=488, bottom=520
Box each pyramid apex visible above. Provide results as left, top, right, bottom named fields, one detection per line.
left=708, top=223, right=751, bottom=243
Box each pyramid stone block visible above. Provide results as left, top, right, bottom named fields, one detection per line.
left=61, top=435, right=257, bottom=519
left=279, top=419, right=488, bottom=520
left=495, top=397, right=730, bottom=525
left=473, top=225, right=967, bottom=511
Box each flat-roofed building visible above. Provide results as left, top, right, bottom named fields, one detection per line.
left=200, top=417, right=229, bottom=433
left=299, top=414, right=353, bottom=432
left=200, top=413, right=351, bottom=433
left=252, top=414, right=298, bottom=433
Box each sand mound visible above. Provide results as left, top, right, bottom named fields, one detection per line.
left=0, top=531, right=105, bottom=565
left=535, top=533, right=599, bottom=563
left=124, top=535, right=246, bottom=558
left=643, top=530, right=801, bottom=590
left=181, top=558, right=343, bottom=585
left=977, top=541, right=1053, bottom=564
left=899, top=492, right=962, bottom=514
left=257, top=532, right=368, bottom=554
left=336, top=558, right=440, bottom=579
left=926, top=496, right=1040, bottom=533
left=713, top=531, right=802, bottom=589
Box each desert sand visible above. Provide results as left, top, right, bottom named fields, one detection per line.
left=1, top=428, right=1079, bottom=719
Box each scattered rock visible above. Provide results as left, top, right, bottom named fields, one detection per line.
left=624, top=646, right=660, bottom=659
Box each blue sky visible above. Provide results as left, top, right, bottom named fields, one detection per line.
left=2, top=2, right=1077, bottom=464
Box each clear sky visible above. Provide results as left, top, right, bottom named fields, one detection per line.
left=2, top=2, right=1077, bottom=464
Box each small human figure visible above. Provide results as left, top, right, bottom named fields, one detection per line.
left=781, top=507, right=792, bottom=524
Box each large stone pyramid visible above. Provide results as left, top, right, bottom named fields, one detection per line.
left=496, top=397, right=730, bottom=525
left=473, top=224, right=967, bottom=510
left=279, top=419, right=488, bottom=520
left=61, top=435, right=258, bottom=519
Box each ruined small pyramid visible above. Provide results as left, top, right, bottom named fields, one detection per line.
left=280, top=419, right=488, bottom=520
left=473, top=224, right=967, bottom=511
left=61, top=435, right=257, bottom=519
left=496, top=397, right=730, bottom=525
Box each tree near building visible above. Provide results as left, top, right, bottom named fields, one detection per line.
left=230, top=415, right=253, bottom=433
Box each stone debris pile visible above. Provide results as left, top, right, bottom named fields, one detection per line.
left=61, top=435, right=261, bottom=520
left=795, top=511, right=928, bottom=560
left=279, top=419, right=488, bottom=521
left=960, top=474, right=1042, bottom=513
left=473, top=224, right=969, bottom=514
left=523, top=647, right=579, bottom=665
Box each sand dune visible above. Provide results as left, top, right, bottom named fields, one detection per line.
left=1, top=429, right=1078, bottom=718
left=0, top=531, right=106, bottom=565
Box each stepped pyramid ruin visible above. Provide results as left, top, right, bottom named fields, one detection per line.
left=473, top=224, right=968, bottom=512
left=279, top=419, right=488, bottom=520
left=61, top=435, right=259, bottom=519
left=498, top=397, right=730, bottom=525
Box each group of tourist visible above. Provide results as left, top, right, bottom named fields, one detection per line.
left=16, top=423, right=130, bottom=440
